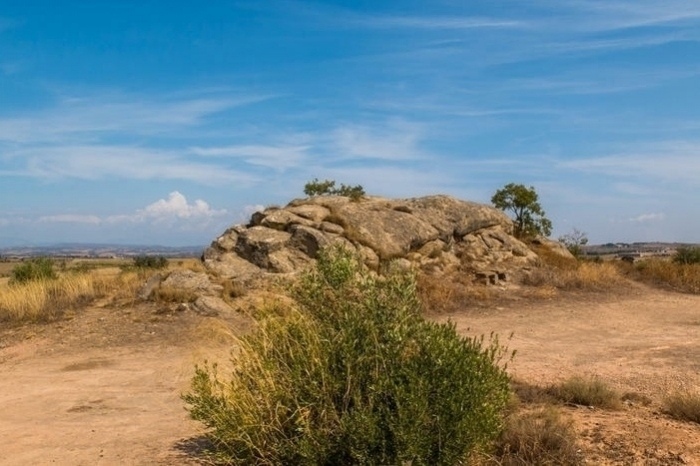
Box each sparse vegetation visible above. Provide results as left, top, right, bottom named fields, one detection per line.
left=492, top=183, right=552, bottom=238
left=549, top=376, right=621, bottom=410
left=558, top=228, right=589, bottom=259
left=664, top=390, right=700, bottom=424
left=489, top=407, right=582, bottom=466
left=10, top=257, right=57, bottom=283
left=631, top=258, right=700, bottom=294
left=303, top=178, right=366, bottom=201
left=183, top=246, right=512, bottom=465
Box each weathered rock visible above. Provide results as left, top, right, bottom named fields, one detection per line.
left=138, top=273, right=163, bottom=300
left=193, top=296, right=234, bottom=317
left=531, top=235, right=576, bottom=260
left=261, top=210, right=315, bottom=231
left=235, top=226, right=291, bottom=269
left=161, top=270, right=221, bottom=295
left=202, top=194, right=544, bottom=284
left=287, top=204, right=331, bottom=223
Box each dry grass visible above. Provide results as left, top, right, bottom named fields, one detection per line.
left=0, top=266, right=146, bottom=323
left=632, top=259, right=700, bottom=294
left=486, top=407, right=582, bottom=466
left=417, top=272, right=496, bottom=313
left=0, top=273, right=117, bottom=322
left=152, top=285, right=198, bottom=303
left=524, top=258, right=625, bottom=291
left=664, top=390, right=700, bottom=424
left=549, top=376, right=622, bottom=410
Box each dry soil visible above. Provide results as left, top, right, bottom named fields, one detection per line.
left=0, top=281, right=699, bottom=465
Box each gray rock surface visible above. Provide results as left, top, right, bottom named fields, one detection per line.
left=202, top=194, right=549, bottom=283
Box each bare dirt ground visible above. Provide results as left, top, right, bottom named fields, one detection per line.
left=1, top=281, right=699, bottom=465
left=439, top=281, right=700, bottom=465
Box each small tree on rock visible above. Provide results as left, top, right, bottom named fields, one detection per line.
left=304, top=178, right=365, bottom=201
left=491, top=183, right=552, bottom=239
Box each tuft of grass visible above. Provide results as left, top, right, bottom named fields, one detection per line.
left=549, top=376, right=622, bottom=410
left=664, top=390, right=700, bottom=424
left=152, top=285, right=198, bottom=303
left=488, top=407, right=582, bottom=466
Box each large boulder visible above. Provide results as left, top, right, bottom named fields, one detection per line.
left=202, top=194, right=541, bottom=282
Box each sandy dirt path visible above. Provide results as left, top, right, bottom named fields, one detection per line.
left=439, top=283, right=700, bottom=465
left=0, top=301, right=247, bottom=466
left=0, top=282, right=698, bottom=465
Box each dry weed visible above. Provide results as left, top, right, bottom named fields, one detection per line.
left=664, top=390, right=700, bottom=424
left=486, top=407, right=582, bottom=465
left=549, top=376, right=622, bottom=410
left=417, top=273, right=495, bottom=313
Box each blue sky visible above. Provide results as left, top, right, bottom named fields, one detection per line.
left=1, top=1, right=699, bottom=246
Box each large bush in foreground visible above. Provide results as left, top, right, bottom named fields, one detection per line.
left=183, top=247, right=511, bottom=465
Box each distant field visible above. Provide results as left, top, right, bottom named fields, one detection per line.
left=0, top=262, right=17, bottom=277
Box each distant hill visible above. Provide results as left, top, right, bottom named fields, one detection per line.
left=0, top=243, right=204, bottom=259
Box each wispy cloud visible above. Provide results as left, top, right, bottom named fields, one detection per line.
left=560, top=146, right=700, bottom=184
left=628, top=212, right=665, bottom=223
left=0, top=91, right=274, bottom=144
left=38, top=214, right=102, bottom=225
left=558, top=0, right=700, bottom=31
left=330, top=121, right=425, bottom=161
left=3, top=145, right=257, bottom=185
left=191, top=143, right=310, bottom=170
left=362, top=15, right=524, bottom=30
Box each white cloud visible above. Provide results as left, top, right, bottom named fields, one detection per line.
left=629, top=212, right=665, bottom=223
left=140, top=191, right=226, bottom=221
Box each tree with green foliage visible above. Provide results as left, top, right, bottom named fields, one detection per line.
left=491, top=183, right=552, bottom=238
left=11, top=257, right=57, bottom=283
left=559, top=228, right=589, bottom=258
left=673, top=246, right=700, bottom=265
left=304, top=178, right=366, bottom=201
left=183, top=246, right=512, bottom=465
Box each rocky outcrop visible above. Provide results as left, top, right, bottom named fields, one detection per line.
left=203, top=194, right=541, bottom=283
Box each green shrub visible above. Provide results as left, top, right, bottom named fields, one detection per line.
left=183, top=246, right=512, bottom=465
left=132, top=255, right=168, bottom=269
left=11, top=257, right=57, bottom=283
left=303, top=178, right=366, bottom=201
left=673, top=246, right=700, bottom=265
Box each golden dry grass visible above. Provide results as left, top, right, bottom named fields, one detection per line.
left=417, top=272, right=496, bottom=313
left=0, top=270, right=143, bottom=323
left=632, top=259, right=700, bottom=294
left=664, top=390, right=700, bottom=424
